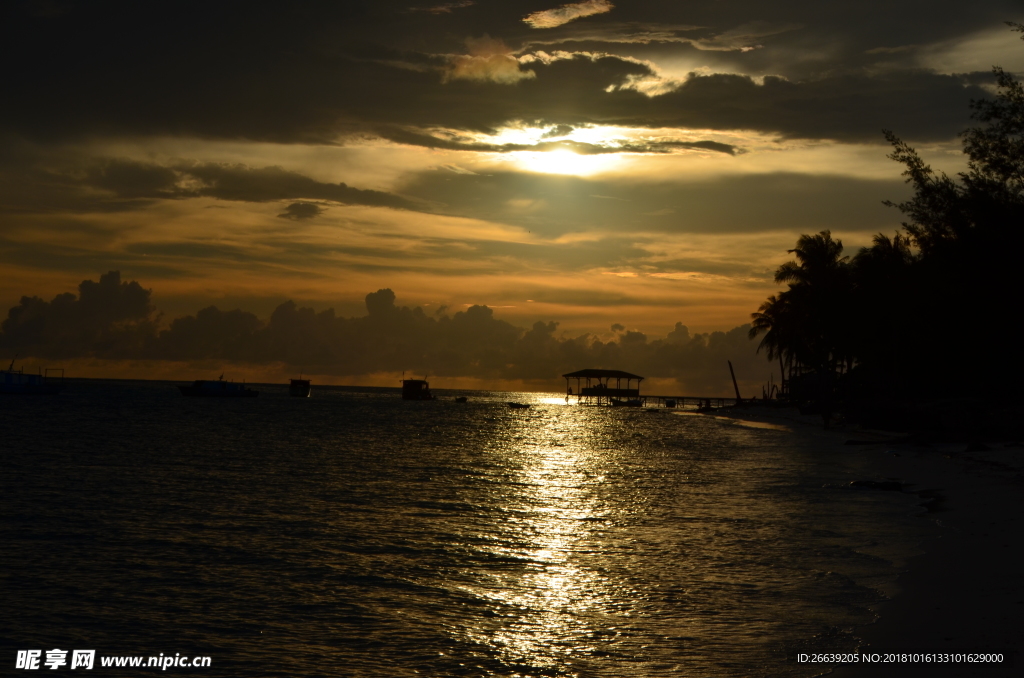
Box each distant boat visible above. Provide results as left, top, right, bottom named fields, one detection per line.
left=179, top=376, right=258, bottom=397
left=289, top=378, right=311, bottom=398
left=455, top=396, right=468, bottom=403
left=663, top=399, right=676, bottom=408
left=1, top=360, right=64, bottom=395
left=611, top=398, right=643, bottom=407
left=507, top=402, right=530, bottom=409
left=402, top=379, right=434, bottom=400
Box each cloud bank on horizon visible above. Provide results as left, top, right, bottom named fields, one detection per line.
left=1, top=0, right=1022, bottom=368
left=0, top=271, right=770, bottom=394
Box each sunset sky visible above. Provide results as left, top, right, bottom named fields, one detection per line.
left=2, top=0, right=1023, bottom=387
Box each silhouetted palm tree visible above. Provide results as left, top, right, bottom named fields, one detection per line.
left=750, top=24, right=1024, bottom=404
left=749, top=294, right=797, bottom=394
left=775, top=231, right=849, bottom=288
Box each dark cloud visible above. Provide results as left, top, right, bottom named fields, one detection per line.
left=278, top=202, right=325, bottom=220
left=180, top=162, right=420, bottom=208
left=624, top=70, right=986, bottom=142
left=159, top=306, right=266, bottom=361
left=0, top=272, right=774, bottom=393
left=0, top=271, right=158, bottom=359
left=19, top=159, right=419, bottom=211
left=407, top=1, right=475, bottom=14
left=2, top=1, right=1016, bottom=145
left=374, top=124, right=737, bottom=154
left=84, top=162, right=180, bottom=199
left=541, top=124, right=576, bottom=138
left=411, top=59, right=985, bottom=143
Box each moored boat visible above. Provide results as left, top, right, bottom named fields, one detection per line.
left=178, top=376, right=258, bottom=397
left=401, top=379, right=434, bottom=400
left=289, top=378, right=311, bottom=397
left=1, top=361, right=64, bottom=395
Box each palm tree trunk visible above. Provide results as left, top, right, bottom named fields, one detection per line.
left=779, top=354, right=786, bottom=395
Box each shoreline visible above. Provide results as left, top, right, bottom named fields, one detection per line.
left=711, top=406, right=1024, bottom=677
left=828, top=441, right=1024, bottom=678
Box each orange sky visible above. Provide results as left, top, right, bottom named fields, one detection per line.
left=1, top=1, right=1021, bottom=388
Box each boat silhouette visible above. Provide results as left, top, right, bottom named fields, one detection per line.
left=1, top=357, right=64, bottom=395
left=290, top=377, right=311, bottom=397
left=401, top=378, right=434, bottom=400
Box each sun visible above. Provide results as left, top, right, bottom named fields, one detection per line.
left=515, top=149, right=622, bottom=176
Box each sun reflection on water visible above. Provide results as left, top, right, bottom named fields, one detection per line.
left=456, top=406, right=619, bottom=672
left=536, top=396, right=572, bottom=406
left=428, top=398, right=910, bottom=676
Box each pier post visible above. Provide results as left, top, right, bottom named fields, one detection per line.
left=728, top=360, right=742, bottom=403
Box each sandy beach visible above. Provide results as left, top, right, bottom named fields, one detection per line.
left=714, top=405, right=1024, bottom=677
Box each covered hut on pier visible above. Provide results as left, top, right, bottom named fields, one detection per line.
left=563, top=369, right=644, bottom=406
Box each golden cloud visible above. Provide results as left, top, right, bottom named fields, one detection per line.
left=523, top=0, right=614, bottom=30
left=444, top=36, right=536, bottom=84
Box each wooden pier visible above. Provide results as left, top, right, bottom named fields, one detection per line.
left=563, top=369, right=644, bottom=406
left=646, top=396, right=736, bottom=410
left=563, top=369, right=737, bottom=409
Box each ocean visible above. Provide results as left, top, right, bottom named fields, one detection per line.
left=1, top=380, right=930, bottom=677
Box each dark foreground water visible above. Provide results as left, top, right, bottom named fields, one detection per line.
left=2, top=380, right=928, bottom=677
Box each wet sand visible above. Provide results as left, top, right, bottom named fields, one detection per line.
left=711, top=406, right=1024, bottom=678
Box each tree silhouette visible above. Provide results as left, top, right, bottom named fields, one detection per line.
left=877, top=23, right=1024, bottom=398
left=753, top=23, right=1024, bottom=405
left=750, top=231, right=852, bottom=396
left=749, top=294, right=798, bottom=396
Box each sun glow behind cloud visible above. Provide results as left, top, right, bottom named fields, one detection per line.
left=2, top=124, right=929, bottom=342
left=5, top=0, right=1018, bottom=398
left=515, top=149, right=624, bottom=175
left=464, top=123, right=747, bottom=175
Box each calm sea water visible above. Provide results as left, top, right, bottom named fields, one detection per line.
left=1, top=380, right=928, bottom=677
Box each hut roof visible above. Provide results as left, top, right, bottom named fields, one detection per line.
left=562, top=369, right=644, bottom=380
